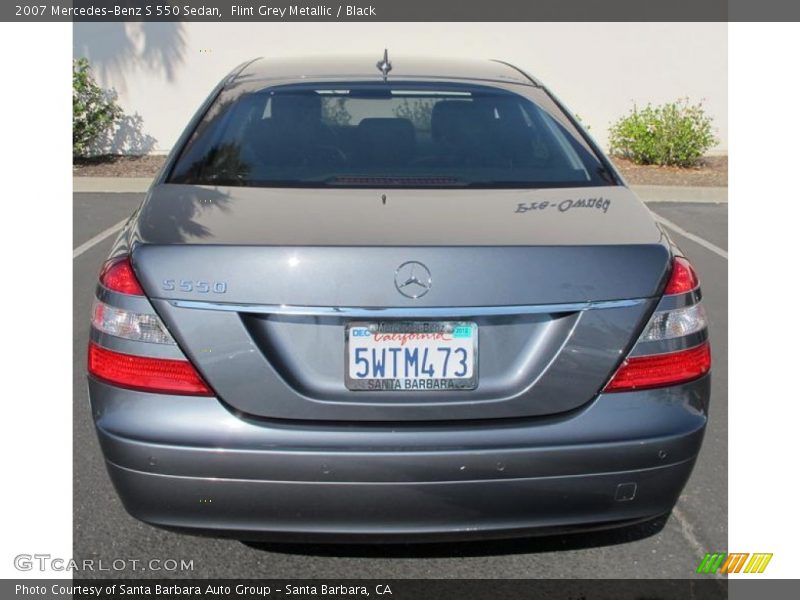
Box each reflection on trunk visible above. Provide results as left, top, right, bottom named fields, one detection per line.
left=137, top=185, right=232, bottom=244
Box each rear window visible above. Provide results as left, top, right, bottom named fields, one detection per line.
left=168, top=82, right=613, bottom=188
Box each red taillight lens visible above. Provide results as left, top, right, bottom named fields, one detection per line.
left=664, top=257, right=699, bottom=295
left=88, top=342, right=212, bottom=396
left=604, top=342, right=711, bottom=392
left=99, top=256, right=144, bottom=296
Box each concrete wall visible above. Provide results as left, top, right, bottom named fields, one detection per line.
left=73, top=22, right=727, bottom=155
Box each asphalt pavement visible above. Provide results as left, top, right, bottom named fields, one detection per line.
left=72, top=192, right=727, bottom=579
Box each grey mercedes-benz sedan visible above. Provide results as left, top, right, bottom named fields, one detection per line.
left=88, top=55, right=711, bottom=542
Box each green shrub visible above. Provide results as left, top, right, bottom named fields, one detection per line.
left=608, top=98, right=717, bottom=167
left=73, top=58, right=122, bottom=158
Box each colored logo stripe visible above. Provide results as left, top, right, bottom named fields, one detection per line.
left=720, top=553, right=749, bottom=573
left=697, top=553, right=726, bottom=574
left=744, top=554, right=773, bottom=574
left=697, top=553, right=773, bottom=574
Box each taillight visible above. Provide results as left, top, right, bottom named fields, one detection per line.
left=90, top=254, right=211, bottom=396
left=91, top=299, right=175, bottom=345
left=99, top=256, right=144, bottom=295
left=663, top=256, right=699, bottom=295
left=604, top=256, right=710, bottom=392
left=88, top=342, right=212, bottom=396
left=604, top=342, right=711, bottom=392
left=639, top=303, right=707, bottom=342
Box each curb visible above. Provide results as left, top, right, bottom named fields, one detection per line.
left=73, top=177, right=153, bottom=193
left=72, top=177, right=728, bottom=203
left=631, top=185, right=726, bottom=203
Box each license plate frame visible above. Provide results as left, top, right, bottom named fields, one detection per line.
left=345, top=321, right=478, bottom=392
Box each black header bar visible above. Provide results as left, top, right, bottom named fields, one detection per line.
left=4, top=1, right=800, bottom=22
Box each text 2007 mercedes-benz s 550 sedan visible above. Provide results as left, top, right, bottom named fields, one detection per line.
left=87, top=54, right=711, bottom=542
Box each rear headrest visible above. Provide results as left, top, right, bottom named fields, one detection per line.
left=431, top=101, right=492, bottom=143
left=356, top=118, right=416, bottom=166
left=269, top=93, right=322, bottom=124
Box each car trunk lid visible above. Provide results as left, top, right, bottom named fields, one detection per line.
left=132, top=183, right=668, bottom=421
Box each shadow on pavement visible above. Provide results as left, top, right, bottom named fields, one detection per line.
left=241, top=514, right=669, bottom=559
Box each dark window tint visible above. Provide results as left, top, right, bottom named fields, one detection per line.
left=169, top=83, right=613, bottom=188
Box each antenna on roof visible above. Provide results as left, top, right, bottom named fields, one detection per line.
left=376, top=49, right=392, bottom=81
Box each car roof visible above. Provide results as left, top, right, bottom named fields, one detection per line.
left=232, top=55, right=541, bottom=87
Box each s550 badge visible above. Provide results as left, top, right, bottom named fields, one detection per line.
left=162, top=279, right=227, bottom=294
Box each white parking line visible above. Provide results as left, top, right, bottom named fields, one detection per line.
left=650, top=212, right=728, bottom=260
left=72, top=218, right=128, bottom=259
left=673, top=504, right=725, bottom=582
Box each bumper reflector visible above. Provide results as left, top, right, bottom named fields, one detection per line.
left=88, top=342, right=212, bottom=396
left=604, top=342, right=711, bottom=392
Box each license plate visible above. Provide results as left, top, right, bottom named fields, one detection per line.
left=345, top=321, right=478, bottom=391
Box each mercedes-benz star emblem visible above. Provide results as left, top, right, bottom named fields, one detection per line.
left=394, top=261, right=432, bottom=299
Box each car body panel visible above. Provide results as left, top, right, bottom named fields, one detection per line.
left=146, top=298, right=657, bottom=421
left=91, top=374, right=708, bottom=540
left=106, top=461, right=695, bottom=542
left=126, top=182, right=671, bottom=421
left=133, top=184, right=660, bottom=247
left=230, top=56, right=539, bottom=87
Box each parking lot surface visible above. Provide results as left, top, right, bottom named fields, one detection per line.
left=73, top=193, right=727, bottom=579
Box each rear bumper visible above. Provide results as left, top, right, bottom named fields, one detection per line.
left=106, top=459, right=694, bottom=542
left=90, top=374, right=710, bottom=541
